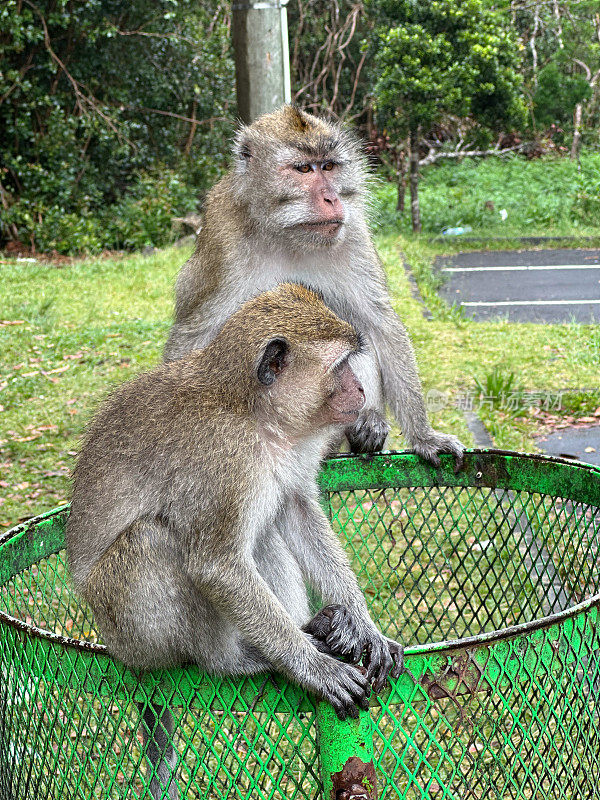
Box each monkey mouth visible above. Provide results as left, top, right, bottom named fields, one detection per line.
left=297, top=220, right=344, bottom=235
left=328, top=407, right=362, bottom=424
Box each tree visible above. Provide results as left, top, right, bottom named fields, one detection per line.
left=368, top=0, right=526, bottom=232
left=0, top=0, right=234, bottom=252
left=498, top=0, right=600, bottom=155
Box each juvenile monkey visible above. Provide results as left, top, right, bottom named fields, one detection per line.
left=164, top=105, right=464, bottom=464
left=67, top=283, right=401, bottom=726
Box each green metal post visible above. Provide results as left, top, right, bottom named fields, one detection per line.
left=315, top=702, right=378, bottom=799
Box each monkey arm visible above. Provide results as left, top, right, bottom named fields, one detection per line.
left=190, top=555, right=370, bottom=717
left=353, top=291, right=465, bottom=469
left=279, top=495, right=403, bottom=690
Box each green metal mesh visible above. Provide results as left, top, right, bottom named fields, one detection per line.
left=1, top=451, right=600, bottom=799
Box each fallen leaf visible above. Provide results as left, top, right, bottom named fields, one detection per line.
left=578, top=417, right=597, bottom=423
left=0, top=320, right=25, bottom=326
left=43, top=365, right=69, bottom=375
left=585, top=447, right=597, bottom=453
left=594, top=407, right=600, bottom=417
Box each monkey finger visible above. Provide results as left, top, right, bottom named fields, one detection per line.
left=389, top=641, right=404, bottom=679
left=326, top=623, right=360, bottom=651
left=453, top=449, right=465, bottom=474
left=366, top=642, right=393, bottom=691
left=309, top=636, right=338, bottom=656
left=350, top=640, right=364, bottom=664
left=327, top=696, right=350, bottom=721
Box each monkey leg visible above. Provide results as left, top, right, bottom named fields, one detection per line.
left=140, top=701, right=179, bottom=800
left=344, top=346, right=388, bottom=454
left=87, top=517, right=263, bottom=675
left=253, top=520, right=311, bottom=627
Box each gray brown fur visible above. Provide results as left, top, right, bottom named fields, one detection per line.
left=67, top=284, right=400, bottom=724
left=164, top=105, right=464, bottom=465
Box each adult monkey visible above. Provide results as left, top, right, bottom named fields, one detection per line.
left=68, top=284, right=402, bottom=799
left=164, top=105, right=464, bottom=464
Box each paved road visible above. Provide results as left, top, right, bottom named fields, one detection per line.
left=436, top=248, right=600, bottom=322
left=537, top=425, right=600, bottom=467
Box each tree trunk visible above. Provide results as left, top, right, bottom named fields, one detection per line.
left=396, top=153, right=407, bottom=213
left=571, top=103, right=582, bottom=160
left=409, top=127, right=421, bottom=233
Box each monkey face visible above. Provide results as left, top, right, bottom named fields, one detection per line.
left=276, top=159, right=346, bottom=245
left=256, top=336, right=364, bottom=435
left=232, top=107, right=367, bottom=251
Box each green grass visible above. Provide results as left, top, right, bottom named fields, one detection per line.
left=372, top=151, right=600, bottom=239
left=1, top=230, right=599, bottom=528
left=0, top=246, right=185, bottom=526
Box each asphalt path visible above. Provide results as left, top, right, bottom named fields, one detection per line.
left=536, top=425, right=600, bottom=467
left=436, top=248, right=600, bottom=322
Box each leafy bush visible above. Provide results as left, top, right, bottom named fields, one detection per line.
left=533, top=62, right=591, bottom=130
left=0, top=0, right=235, bottom=254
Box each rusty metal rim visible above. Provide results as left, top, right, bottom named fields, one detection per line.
left=1, top=449, right=599, bottom=658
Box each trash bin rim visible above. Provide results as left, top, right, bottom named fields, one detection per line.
left=1, top=449, right=599, bottom=660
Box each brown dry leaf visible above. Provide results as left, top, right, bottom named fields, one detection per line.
left=0, top=320, right=25, bottom=326
left=44, top=364, right=69, bottom=375
left=578, top=417, right=597, bottom=423
left=594, top=407, right=600, bottom=417
left=585, top=447, right=597, bottom=453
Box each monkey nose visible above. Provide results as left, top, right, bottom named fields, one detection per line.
left=320, top=194, right=344, bottom=218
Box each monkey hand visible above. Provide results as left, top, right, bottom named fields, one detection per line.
left=413, top=430, right=465, bottom=474
left=303, top=604, right=365, bottom=662
left=346, top=410, right=390, bottom=455
left=305, top=652, right=371, bottom=720
left=360, top=630, right=403, bottom=693
left=304, top=608, right=403, bottom=694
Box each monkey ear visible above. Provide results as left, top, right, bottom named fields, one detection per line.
left=257, top=338, right=289, bottom=386
left=233, top=130, right=253, bottom=167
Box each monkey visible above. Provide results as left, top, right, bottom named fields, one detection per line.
left=163, top=104, right=465, bottom=466
left=66, top=283, right=403, bottom=799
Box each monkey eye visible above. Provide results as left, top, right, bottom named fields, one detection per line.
left=322, top=161, right=335, bottom=171
left=295, top=164, right=312, bottom=174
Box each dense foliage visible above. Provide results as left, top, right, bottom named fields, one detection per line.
left=0, top=0, right=598, bottom=253
left=0, top=0, right=234, bottom=252
left=369, top=0, right=526, bottom=134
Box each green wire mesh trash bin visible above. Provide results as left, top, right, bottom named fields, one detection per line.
left=1, top=450, right=600, bottom=799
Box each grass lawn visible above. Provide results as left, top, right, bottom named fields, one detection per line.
left=372, top=151, right=600, bottom=239
left=1, top=234, right=599, bottom=528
